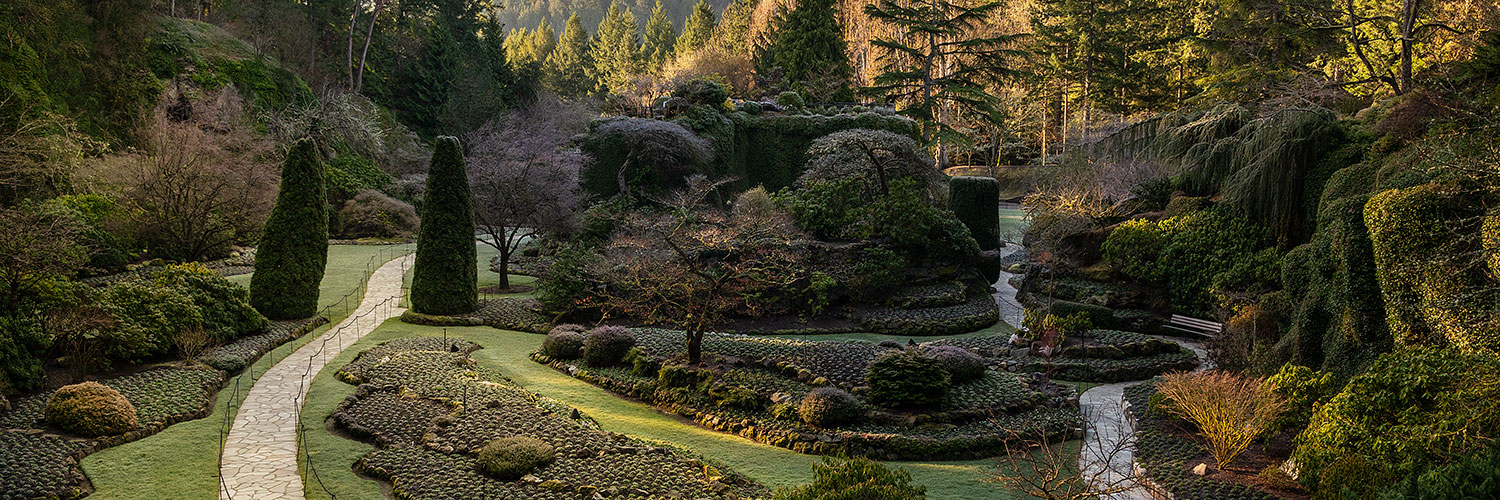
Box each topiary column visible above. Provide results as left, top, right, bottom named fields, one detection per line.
left=948, top=175, right=1002, bottom=282
left=410, top=136, right=478, bottom=315
left=251, top=138, right=329, bottom=320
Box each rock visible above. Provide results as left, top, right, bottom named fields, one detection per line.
left=1192, top=463, right=1208, bottom=476
left=769, top=392, right=793, bottom=404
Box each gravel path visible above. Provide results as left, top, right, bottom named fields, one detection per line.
left=218, top=254, right=412, bottom=500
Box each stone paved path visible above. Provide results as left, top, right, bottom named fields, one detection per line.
left=1078, top=335, right=1209, bottom=499
left=219, top=254, right=412, bottom=500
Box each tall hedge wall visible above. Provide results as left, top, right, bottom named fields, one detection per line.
left=580, top=110, right=919, bottom=198
left=410, top=136, right=478, bottom=315
left=949, top=176, right=1002, bottom=282
left=251, top=138, right=329, bottom=320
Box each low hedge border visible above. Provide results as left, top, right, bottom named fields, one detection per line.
left=400, top=298, right=551, bottom=333
left=855, top=291, right=1000, bottom=336
left=532, top=351, right=1080, bottom=461
left=1008, top=349, right=1199, bottom=382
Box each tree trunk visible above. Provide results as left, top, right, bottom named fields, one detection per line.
left=1397, top=0, right=1421, bottom=94
left=497, top=245, right=512, bottom=289
left=348, top=2, right=361, bottom=91
left=355, top=1, right=384, bottom=93
left=686, top=330, right=703, bottom=365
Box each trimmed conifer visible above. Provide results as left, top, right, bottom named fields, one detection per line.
left=948, top=176, right=1002, bottom=282
left=251, top=138, right=330, bottom=320
left=410, top=136, right=478, bottom=315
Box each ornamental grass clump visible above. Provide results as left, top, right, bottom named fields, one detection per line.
left=582, top=326, right=635, bottom=367
left=798, top=387, right=864, bottom=427
left=44, top=381, right=139, bottom=437
left=1156, top=370, right=1285, bottom=470
left=475, top=436, right=555, bottom=480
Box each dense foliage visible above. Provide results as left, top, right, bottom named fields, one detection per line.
left=250, top=138, right=329, bottom=320
left=43, top=381, right=138, bottom=437
left=410, top=137, right=478, bottom=315
left=865, top=350, right=951, bottom=409
left=771, top=457, right=926, bottom=500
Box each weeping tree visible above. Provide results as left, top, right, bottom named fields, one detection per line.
left=410, top=136, right=478, bottom=315
left=250, top=138, right=329, bottom=320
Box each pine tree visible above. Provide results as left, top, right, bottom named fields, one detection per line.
left=760, top=0, right=853, bottom=100
left=713, top=0, right=756, bottom=54
left=643, top=1, right=678, bottom=74
left=250, top=138, right=329, bottom=320
left=410, top=136, right=478, bottom=315
left=404, top=22, right=459, bottom=136
left=676, top=0, right=717, bottom=59
left=864, top=0, right=1021, bottom=153
left=591, top=1, right=644, bottom=95
left=1028, top=0, right=1176, bottom=116
left=546, top=12, right=596, bottom=97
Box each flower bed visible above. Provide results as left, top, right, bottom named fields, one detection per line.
left=400, top=298, right=551, bottom=334
left=199, top=317, right=327, bottom=372
left=328, top=338, right=765, bottom=500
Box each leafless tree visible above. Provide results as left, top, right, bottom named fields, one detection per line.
left=990, top=404, right=1146, bottom=500
left=465, top=96, right=591, bottom=289
left=47, top=304, right=117, bottom=382
left=0, top=96, right=105, bottom=204
left=0, top=208, right=87, bottom=313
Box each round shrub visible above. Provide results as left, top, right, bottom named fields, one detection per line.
left=865, top=350, right=950, bottom=409
left=542, top=326, right=586, bottom=359
left=775, top=91, right=805, bottom=110
left=922, top=345, right=985, bottom=382
left=738, top=100, right=763, bottom=115
left=581, top=326, right=635, bottom=367
left=475, top=436, right=555, bottom=480
left=798, top=387, right=863, bottom=428
left=44, top=382, right=138, bottom=437
left=336, top=189, right=420, bottom=239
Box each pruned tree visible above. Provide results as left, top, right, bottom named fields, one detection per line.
left=584, top=177, right=805, bottom=364
left=589, top=118, right=712, bottom=198
left=798, top=128, right=943, bottom=200
left=250, top=138, right=329, bottom=320
left=410, top=136, right=478, bottom=315
left=465, top=96, right=588, bottom=289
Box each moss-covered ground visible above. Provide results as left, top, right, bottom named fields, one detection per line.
left=80, top=244, right=412, bottom=500
left=300, top=321, right=1073, bottom=500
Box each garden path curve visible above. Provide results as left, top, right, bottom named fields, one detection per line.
left=1078, top=335, right=1209, bottom=500
left=218, top=254, right=412, bottom=500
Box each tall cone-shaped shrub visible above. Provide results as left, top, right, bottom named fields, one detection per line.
left=949, top=176, right=1001, bottom=282
left=411, top=136, right=477, bottom=315
left=251, top=138, right=329, bottom=319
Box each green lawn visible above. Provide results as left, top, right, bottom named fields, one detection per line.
left=999, top=207, right=1027, bottom=245
left=80, top=243, right=412, bottom=500
left=300, top=321, right=1070, bottom=500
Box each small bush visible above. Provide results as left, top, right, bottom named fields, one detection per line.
left=710, top=384, right=767, bottom=410
left=475, top=436, right=555, bottom=480
left=44, top=382, right=139, bottom=437
left=1156, top=370, right=1285, bottom=470
left=672, top=77, right=729, bottom=107
left=738, top=100, right=764, bottom=115
left=1378, top=447, right=1500, bottom=500
left=542, top=326, right=585, bottom=359
left=658, top=364, right=713, bottom=389
left=866, top=350, right=950, bottom=409
left=581, top=326, right=635, bottom=367
left=772, top=457, right=926, bottom=500
left=921, top=345, right=985, bottom=382
left=1262, top=363, right=1337, bottom=432
left=335, top=189, right=419, bottom=239
left=798, top=387, right=863, bottom=427
left=623, top=347, right=659, bottom=377
left=775, top=91, right=805, bottom=110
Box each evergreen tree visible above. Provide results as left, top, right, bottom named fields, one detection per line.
left=547, top=12, right=597, bottom=97
left=713, top=0, right=757, bottom=54
left=760, top=0, right=853, bottom=100
left=1028, top=0, right=1180, bottom=115
left=676, top=0, right=717, bottom=59
left=864, top=0, right=1021, bottom=153
left=591, top=1, right=644, bottom=95
left=410, top=137, right=478, bottom=315
left=404, top=22, right=460, bottom=136
left=250, top=139, right=330, bottom=320
left=643, top=1, right=678, bottom=74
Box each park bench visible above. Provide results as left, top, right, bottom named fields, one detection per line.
left=1162, top=314, right=1223, bottom=338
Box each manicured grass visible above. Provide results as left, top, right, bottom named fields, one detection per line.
left=300, top=321, right=1073, bottom=500
left=999, top=207, right=1027, bottom=245
left=81, top=244, right=412, bottom=500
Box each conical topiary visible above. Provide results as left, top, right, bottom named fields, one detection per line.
left=251, top=138, right=330, bottom=319
left=948, top=176, right=1001, bottom=282
left=410, top=136, right=477, bottom=315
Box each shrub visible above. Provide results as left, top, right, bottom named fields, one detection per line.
left=775, top=91, right=805, bottom=111
left=542, top=326, right=585, bottom=359
left=475, top=436, right=555, bottom=480
left=101, top=280, right=201, bottom=362
left=772, top=457, right=926, bottom=500
left=154, top=264, right=267, bottom=343
left=797, top=387, right=864, bottom=427
left=710, top=384, right=767, bottom=410
left=921, top=345, right=985, bottom=382
left=1262, top=364, right=1337, bottom=433
left=624, top=347, right=659, bottom=377
left=1102, top=218, right=1168, bottom=281
left=672, top=77, right=729, bottom=107
left=865, top=350, right=950, bottom=409
left=738, top=100, right=763, bottom=115
left=658, top=364, right=712, bottom=389
left=1378, top=447, right=1500, bottom=500
left=44, top=381, right=139, bottom=437
left=1130, top=177, right=1174, bottom=212
left=851, top=246, right=905, bottom=302
left=336, top=189, right=419, bottom=239
left=411, top=136, right=479, bottom=315
left=581, top=326, right=634, bottom=367
left=250, top=138, right=330, bottom=320
left=1156, top=370, right=1285, bottom=470
left=1293, top=348, right=1500, bottom=487
left=324, top=154, right=394, bottom=202
left=949, top=176, right=1002, bottom=281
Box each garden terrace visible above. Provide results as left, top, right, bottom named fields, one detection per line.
left=326, top=337, right=766, bottom=500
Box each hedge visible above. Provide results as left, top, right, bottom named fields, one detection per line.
left=251, top=138, right=329, bottom=320
left=949, top=176, right=1002, bottom=282
left=410, top=136, right=478, bottom=315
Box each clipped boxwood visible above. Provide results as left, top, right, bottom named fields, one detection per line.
left=582, top=326, right=635, bottom=367
left=797, top=387, right=863, bottom=428
left=949, top=176, right=1002, bottom=282
left=251, top=138, right=329, bottom=320
left=410, top=136, right=478, bottom=315
left=475, top=436, right=555, bottom=480
left=44, top=382, right=139, bottom=437
left=865, top=350, right=950, bottom=409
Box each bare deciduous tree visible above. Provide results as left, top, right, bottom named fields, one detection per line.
left=0, top=207, right=87, bottom=313
left=465, top=96, right=590, bottom=289
left=990, top=405, right=1145, bottom=500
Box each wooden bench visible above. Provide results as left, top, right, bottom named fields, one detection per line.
left=1162, top=314, right=1224, bottom=338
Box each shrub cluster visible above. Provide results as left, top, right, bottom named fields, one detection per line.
left=581, top=326, right=635, bottom=367
left=97, top=264, right=267, bottom=365
left=797, top=387, right=863, bottom=427
left=541, top=324, right=586, bottom=359
left=335, top=189, right=419, bottom=239
left=1100, top=208, right=1265, bottom=315
left=772, top=457, right=925, bottom=500
left=475, top=436, right=556, bottom=480
left=865, top=350, right=951, bottom=409
left=44, top=381, right=139, bottom=437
